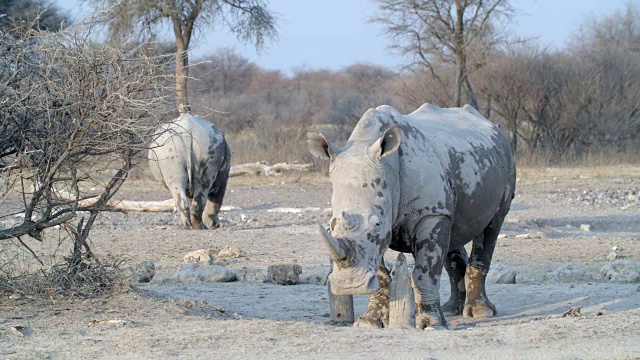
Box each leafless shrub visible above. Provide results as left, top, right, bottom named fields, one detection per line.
left=0, top=19, right=171, bottom=295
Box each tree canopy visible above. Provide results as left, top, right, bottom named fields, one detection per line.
left=0, top=0, right=70, bottom=31
left=91, top=0, right=278, bottom=114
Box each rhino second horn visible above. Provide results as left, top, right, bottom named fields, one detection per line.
left=317, top=223, right=347, bottom=260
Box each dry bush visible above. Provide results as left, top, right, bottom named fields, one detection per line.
left=0, top=18, right=171, bottom=296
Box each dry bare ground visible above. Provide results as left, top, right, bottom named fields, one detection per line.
left=2, top=166, right=640, bottom=359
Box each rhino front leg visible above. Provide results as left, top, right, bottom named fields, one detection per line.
left=463, top=212, right=505, bottom=318
left=354, top=261, right=390, bottom=328
left=442, top=247, right=468, bottom=315
left=412, top=216, right=451, bottom=330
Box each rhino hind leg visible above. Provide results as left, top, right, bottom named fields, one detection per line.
left=354, top=261, right=390, bottom=329
left=203, top=165, right=229, bottom=229
left=442, top=247, right=468, bottom=315
left=463, top=212, right=505, bottom=318
left=189, top=184, right=207, bottom=230
left=170, top=184, right=192, bottom=229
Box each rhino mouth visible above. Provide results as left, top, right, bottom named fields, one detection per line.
left=329, top=270, right=378, bottom=296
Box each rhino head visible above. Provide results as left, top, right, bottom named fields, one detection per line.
left=308, top=126, right=401, bottom=295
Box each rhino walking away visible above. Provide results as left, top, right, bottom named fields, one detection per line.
left=149, top=113, right=231, bottom=230
left=308, top=103, right=516, bottom=329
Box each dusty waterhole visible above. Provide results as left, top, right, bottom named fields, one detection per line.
left=2, top=166, right=640, bottom=359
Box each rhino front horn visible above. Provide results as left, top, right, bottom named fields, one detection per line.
left=317, top=223, right=347, bottom=261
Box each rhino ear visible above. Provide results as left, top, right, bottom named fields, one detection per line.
left=368, top=127, right=401, bottom=160
left=308, top=132, right=340, bottom=160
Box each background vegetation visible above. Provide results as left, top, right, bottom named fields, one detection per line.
left=186, top=1, right=640, bottom=166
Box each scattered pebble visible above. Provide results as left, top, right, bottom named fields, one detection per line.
left=606, top=252, right=618, bottom=261
left=579, top=224, right=591, bottom=232
left=9, top=326, right=26, bottom=337
left=497, top=234, right=508, bottom=239
left=515, top=233, right=533, bottom=239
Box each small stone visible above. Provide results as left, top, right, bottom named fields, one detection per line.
left=217, top=245, right=242, bottom=259
left=235, top=267, right=266, bottom=283
left=543, top=265, right=590, bottom=283
left=611, top=246, right=618, bottom=251
left=531, top=231, right=545, bottom=239
left=489, top=269, right=518, bottom=284
left=267, top=264, right=302, bottom=285
left=579, top=224, right=591, bottom=232
left=497, top=234, right=508, bottom=239
left=515, top=233, right=533, bottom=239
left=184, top=249, right=213, bottom=265
left=240, top=214, right=251, bottom=222
left=607, top=252, right=618, bottom=261
left=9, top=326, right=26, bottom=337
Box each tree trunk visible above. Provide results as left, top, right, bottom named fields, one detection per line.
left=175, top=40, right=191, bottom=114
left=328, top=259, right=354, bottom=325
left=453, top=0, right=466, bottom=107
left=388, top=253, right=416, bottom=329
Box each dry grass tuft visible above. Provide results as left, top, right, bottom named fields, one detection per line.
left=0, top=250, right=131, bottom=300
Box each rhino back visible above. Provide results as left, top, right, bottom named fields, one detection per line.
left=148, top=114, right=228, bottom=189
left=353, top=104, right=514, bottom=248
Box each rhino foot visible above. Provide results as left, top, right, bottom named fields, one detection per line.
left=442, top=298, right=465, bottom=316
left=462, top=301, right=496, bottom=318
left=354, top=315, right=383, bottom=329
left=415, top=312, right=450, bottom=330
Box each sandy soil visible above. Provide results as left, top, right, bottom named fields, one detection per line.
left=2, top=166, right=640, bottom=359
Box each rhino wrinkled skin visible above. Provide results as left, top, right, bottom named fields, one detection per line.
left=149, top=113, right=231, bottom=230
left=309, top=103, right=516, bottom=329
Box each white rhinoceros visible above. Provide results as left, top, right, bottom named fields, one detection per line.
left=149, top=113, right=231, bottom=229
left=308, top=103, right=516, bottom=329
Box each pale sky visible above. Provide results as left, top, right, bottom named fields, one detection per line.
left=57, top=0, right=632, bottom=73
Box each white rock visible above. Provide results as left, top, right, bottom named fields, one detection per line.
left=601, top=260, right=640, bottom=283
left=183, top=249, right=213, bottom=265
left=543, top=265, right=591, bottom=283
left=217, top=245, right=242, bottom=259
left=267, top=264, right=302, bottom=285
left=579, top=224, right=591, bottom=232
left=531, top=231, right=545, bottom=239
left=240, top=214, right=251, bottom=222
left=489, top=269, right=518, bottom=284
left=497, top=234, right=508, bottom=239
left=611, top=246, right=618, bottom=251
left=606, top=252, right=618, bottom=261
left=235, top=267, right=266, bottom=283
left=174, top=263, right=236, bottom=283
left=515, top=233, right=533, bottom=239
left=514, top=273, right=535, bottom=284
left=128, top=260, right=156, bottom=283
